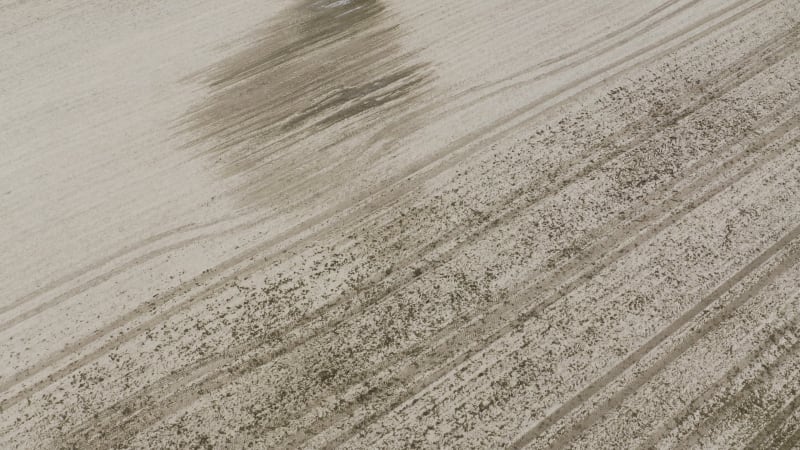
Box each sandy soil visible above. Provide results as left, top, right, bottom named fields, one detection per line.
left=2, top=0, right=800, bottom=448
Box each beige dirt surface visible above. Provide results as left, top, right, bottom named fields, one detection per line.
left=2, top=0, right=800, bottom=448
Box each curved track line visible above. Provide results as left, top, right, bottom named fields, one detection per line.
left=238, top=0, right=759, bottom=213
left=0, top=213, right=264, bottom=334
left=510, top=225, right=800, bottom=450
left=636, top=319, right=800, bottom=449
left=289, top=47, right=800, bottom=444
left=61, top=12, right=800, bottom=448
left=68, top=33, right=800, bottom=450
left=775, top=421, right=800, bottom=450
left=0, top=0, right=774, bottom=418
left=742, top=386, right=800, bottom=449
left=323, top=116, right=800, bottom=450
left=0, top=223, right=197, bottom=314
left=673, top=327, right=800, bottom=449
left=307, top=30, right=800, bottom=447
left=204, top=0, right=698, bottom=213
left=362, top=0, right=699, bottom=153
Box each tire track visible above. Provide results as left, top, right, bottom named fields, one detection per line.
left=61, top=13, right=800, bottom=446
left=368, top=0, right=704, bottom=150
left=1, top=222, right=196, bottom=315
left=299, top=25, right=800, bottom=445
left=0, top=212, right=257, bottom=334
left=673, top=337, right=800, bottom=449
left=741, top=384, right=800, bottom=449
left=774, top=420, right=800, bottom=450
left=232, top=0, right=765, bottom=214
left=302, top=37, right=800, bottom=391
left=656, top=290, right=800, bottom=450
left=263, top=0, right=703, bottom=212
left=360, top=0, right=700, bottom=153
left=636, top=316, right=800, bottom=450
left=321, top=116, right=800, bottom=450
left=279, top=1, right=800, bottom=403
left=678, top=336, right=800, bottom=450
left=0, top=198, right=348, bottom=406
left=204, top=0, right=698, bottom=213
left=281, top=70, right=800, bottom=450
left=64, top=21, right=800, bottom=448
left=1, top=0, right=774, bottom=418
left=510, top=223, right=800, bottom=450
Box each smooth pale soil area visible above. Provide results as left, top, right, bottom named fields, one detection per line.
left=2, top=0, right=800, bottom=448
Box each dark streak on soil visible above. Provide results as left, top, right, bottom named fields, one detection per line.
left=181, top=0, right=431, bottom=205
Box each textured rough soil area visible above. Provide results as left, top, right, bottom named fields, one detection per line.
left=2, top=0, right=800, bottom=448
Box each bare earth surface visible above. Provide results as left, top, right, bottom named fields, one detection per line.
left=2, top=0, right=800, bottom=448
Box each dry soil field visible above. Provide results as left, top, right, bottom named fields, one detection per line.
left=2, top=0, right=800, bottom=448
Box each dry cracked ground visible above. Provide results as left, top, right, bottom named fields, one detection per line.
left=2, top=0, right=800, bottom=448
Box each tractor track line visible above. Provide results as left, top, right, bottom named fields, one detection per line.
left=0, top=0, right=774, bottom=417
